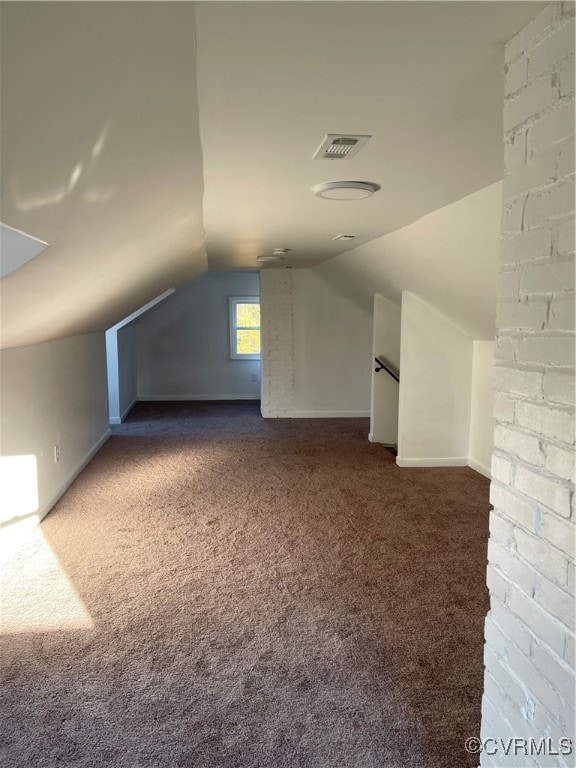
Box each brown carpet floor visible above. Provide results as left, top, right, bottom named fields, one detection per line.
left=1, top=401, right=490, bottom=768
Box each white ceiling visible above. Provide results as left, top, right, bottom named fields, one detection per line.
left=0, top=1, right=545, bottom=349
left=195, top=1, right=545, bottom=269
left=316, top=182, right=503, bottom=339
left=0, top=3, right=207, bottom=349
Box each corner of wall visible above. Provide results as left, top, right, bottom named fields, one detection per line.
left=397, top=292, right=473, bottom=466
left=0, top=333, right=110, bottom=560
left=370, top=293, right=401, bottom=445
left=468, top=340, right=496, bottom=478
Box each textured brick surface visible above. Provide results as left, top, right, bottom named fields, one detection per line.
left=481, top=5, right=575, bottom=766
left=259, top=270, right=294, bottom=417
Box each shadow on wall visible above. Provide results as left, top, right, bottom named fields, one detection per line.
left=313, top=259, right=374, bottom=316
left=135, top=272, right=261, bottom=403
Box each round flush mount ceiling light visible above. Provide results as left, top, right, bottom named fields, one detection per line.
left=312, top=181, right=380, bottom=200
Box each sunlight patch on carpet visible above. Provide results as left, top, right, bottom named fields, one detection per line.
left=1, top=527, right=94, bottom=633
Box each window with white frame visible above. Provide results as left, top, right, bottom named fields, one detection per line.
left=229, top=297, right=261, bottom=360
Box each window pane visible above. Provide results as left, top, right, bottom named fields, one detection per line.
left=236, top=303, right=260, bottom=328
left=236, top=329, right=261, bottom=355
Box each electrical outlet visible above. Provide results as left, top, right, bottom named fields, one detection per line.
left=250, top=374, right=258, bottom=382
left=53, top=444, right=60, bottom=464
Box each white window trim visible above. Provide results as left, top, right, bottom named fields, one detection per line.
left=229, top=296, right=261, bottom=360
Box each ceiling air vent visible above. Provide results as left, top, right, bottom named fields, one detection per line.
left=257, top=248, right=291, bottom=264
left=313, top=134, right=371, bottom=160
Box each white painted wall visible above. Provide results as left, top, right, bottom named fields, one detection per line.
left=137, top=272, right=261, bottom=400
left=292, top=269, right=372, bottom=417
left=398, top=292, right=473, bottom=466
left=370, top=294, right=401, bottom=445
left=117, top=326, right=138, bottom=417
left=106, top=289, right=175, bottom=423
left=0, top=333, right=109, bottom=557
left=469, top=341, right=495, bottom=477
left=106, top=325, right=138, bottom=425
left=105, top=331, right=120, bottom=422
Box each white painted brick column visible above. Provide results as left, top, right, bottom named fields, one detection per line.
left=259, top=269, right=294, bottom=417
left=481, top=4, right=575, bottom=767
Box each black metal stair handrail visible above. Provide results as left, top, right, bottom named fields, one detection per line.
left=374, top=356, right=400, bottom=382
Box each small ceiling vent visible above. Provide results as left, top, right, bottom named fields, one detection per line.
left=257, top=255, right=284, bottom=263
left=257, top=248, right=291, bottom=264
left=313, top=134, right=371, bottom=160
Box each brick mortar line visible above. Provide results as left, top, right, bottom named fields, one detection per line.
left=507, top=458, right=574, bottom=489
left=495, top=359, right=575, bottom=371
left=486, top=611, right=575, bottom=694
left=490, top=573, right=575, bottom=653
left=489, top=535, right=575, bottom=594
left=490, top=502, right=575, bottom=560
left=496, top=328, right=576, bottom=337
left=491, top=480, right=575, bottom=534
left=494, top=391, right=575, bottom=406
left=505, top=49, right=575, bottom=102
left=504, top=96, right=576, bottom=141
left=503, top=175, right=576, bottom=205
left=492, top=449, right=575, bottom=481
left=492, top=488, right=574, bottom=524
left=505, top=10, right=575, bottom=69
left=491, top=475, right=576, bottom=517
left=502, top=179, right=576, bottom=215
left=499, top=260, right=575, bottom=272
left=491, top=582, right=574, bottom=657
left=483, top=644, right=569, bottom=731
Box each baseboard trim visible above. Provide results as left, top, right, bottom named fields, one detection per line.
left=37, top=429, right=111, bottom=523
left=468, top=458, right=491, bottom=479
left=369, top=434, right=398, bottom=445
left=291, top=410, right=370, bottom=418
left=396, top=456, right=468, bottom=468
left=109, top=398, right=138, bottom=425
left=139, top=395, right=260, bottom=401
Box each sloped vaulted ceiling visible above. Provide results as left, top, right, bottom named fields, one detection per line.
left=0, top=2, right=207, bottom=349
left=1, top=2, right=546, bottom=350
left=195, top=1, right=545, bottom=270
